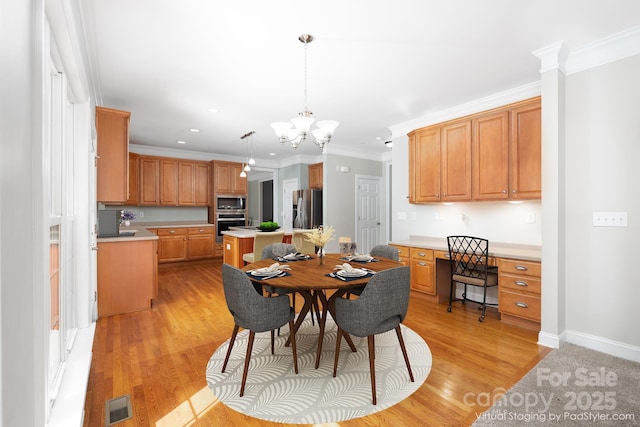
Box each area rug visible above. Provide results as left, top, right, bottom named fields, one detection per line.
left=471, top=344, right=640, bottom=426
left=206, top=314, right=432, bottom=424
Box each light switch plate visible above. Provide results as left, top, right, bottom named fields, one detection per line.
left=593, top=212, right=628, bottom=227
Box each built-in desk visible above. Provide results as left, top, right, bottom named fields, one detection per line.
left=390, top=237, right=541, bottom=330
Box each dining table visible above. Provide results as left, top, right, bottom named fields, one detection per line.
left=242, top=253, right=403, bottom=369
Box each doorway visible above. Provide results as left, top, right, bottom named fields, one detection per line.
left=356, top=175, right=382, bottom=253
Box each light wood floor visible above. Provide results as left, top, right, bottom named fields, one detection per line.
left=83, top=260, right=551, bottom=427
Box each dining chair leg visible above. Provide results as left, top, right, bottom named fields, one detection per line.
left=367, top=335, right=377, bottom=405
left=221, top=324, right=240, bottom=373
left=289, top=319, right=299, bottom=374
left=395, top=325, right=415, bottom=382
left=240, top=330, right=255, bottom=397
left=332, top=326, right=343, bottom=377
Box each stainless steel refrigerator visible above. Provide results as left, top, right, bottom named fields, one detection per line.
left=292, top=189, right=322, bottom=229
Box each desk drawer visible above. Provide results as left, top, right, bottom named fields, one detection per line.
left=410, top=247, right=433, bottom=261
left=498, top=259, right=541, bottom=277
left=500, top=275, right=541, bottom=295
left=499, top=290, right=541, bottom=322
left=390, top=245, right=410, bottom=259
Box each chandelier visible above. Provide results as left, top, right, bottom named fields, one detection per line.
left=271, top=34, right=339, bottom=150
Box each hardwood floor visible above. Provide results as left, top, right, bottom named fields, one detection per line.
left=83, top=260, right=551, bottom=427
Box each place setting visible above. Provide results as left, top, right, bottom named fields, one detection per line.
left=338, top=241, right=379, bottom=263
left=328, top=262, right=375, bottom=281
left=246, top=262, right=291, bottom=280
left=271, top=244, right=313, bottom=262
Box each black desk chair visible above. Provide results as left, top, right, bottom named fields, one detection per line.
left=446, top=236, right=498, bottom=322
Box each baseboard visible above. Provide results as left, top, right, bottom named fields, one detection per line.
left=537, top=330, right=562, bottom=349
left=564, top=329, right=640, bottom=363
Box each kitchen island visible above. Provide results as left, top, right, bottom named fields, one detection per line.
left=222, top=228, right=295, bottom=268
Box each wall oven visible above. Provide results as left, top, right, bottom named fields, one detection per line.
left=216, top=211, right=246, bottom=242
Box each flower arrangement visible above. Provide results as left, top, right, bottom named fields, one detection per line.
left=121, top=210, right=136, bottom=224
left=303, top=225, right=335, bottom=248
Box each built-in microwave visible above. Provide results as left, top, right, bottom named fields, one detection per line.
left=216, top=195, right=246, bottom=211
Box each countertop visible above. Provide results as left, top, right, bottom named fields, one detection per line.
left=222, top=228, right=296, bottom=238
left=97, top=221, right=214, bottom=243
left=97, top=226, right=159, bottom=243
left=389, top=236, right=541, bottom=261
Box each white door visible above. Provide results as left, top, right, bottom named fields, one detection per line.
left=356, top=175, right=382, bottom=253
left=282, top=178, right=298, bottom=228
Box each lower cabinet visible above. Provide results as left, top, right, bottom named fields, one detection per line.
left=222, top=234, right=254, bottom=268
left=409, top=247, right=435, bottom=295
left=498, top=258, right=541, bottom=330
left=97, top=239, right=158, bottom=317
left=151, top=226, right=215, bottom=263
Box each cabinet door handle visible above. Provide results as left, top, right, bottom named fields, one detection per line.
left=515, top=280, right=528, bottom=287
left=169, top=230, right=176, bottom=234
left=418, top=252, right=426, bottom=257
left=198, top=229, right=204, bottom=232
left=515, top=265, right=528, bottom=271
left=418, top=261, right=427, bottom=266
left=515, top=302, right=528, bottom=308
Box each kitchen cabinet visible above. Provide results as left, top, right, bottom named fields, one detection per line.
left=139, top=157, right=160, bottom=205
left=390, top=244, right=410, bottom=266
left=498, top=258, right=541, bottom=330
left=97, top=238, right=157, bottom=317
left=409, top=119, right=471, bottom=203
left=213, top=160, right=247, bottom=195
left=178, top=161, right=210, bottom=206
left=308, top=162, right=323, bottom=189
left=126, top=152, right=139, bottom=205
left=472, top=98, right=541, bottom=201
left=509, top=99, right=542, bottom=200
left=154, top=226, right=215, bottom=263
left=186, top=227, right=215, bottom=259
left=409, top=247, right=435, bottom=294
left=409, top=97, right=541, bottom=203
left=96, top=106, right=130, bottom=204
left=472, top=111, right=510, bottom=200
left=160, top=159, right=179, bottom=205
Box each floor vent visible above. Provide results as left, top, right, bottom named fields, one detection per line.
left=105, top=394, right=133, bottom=426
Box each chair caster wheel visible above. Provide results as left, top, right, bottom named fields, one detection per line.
left=447, top=306, right=452, bottom=312
left=479, top=315, right=485, bottom=322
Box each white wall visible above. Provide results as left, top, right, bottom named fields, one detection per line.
left=0, top=0, right=47, bottom=425
left=564, top=54, right=640, bottom=350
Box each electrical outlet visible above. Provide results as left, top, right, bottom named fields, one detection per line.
left=410, top=212, right=417, bottom=220
left=138, top=211, right=144, bottom=218
left=397, top=211, right=407, bottom=220
left=526, top=212, right=536, bottom=224
left=593, top=212, right=628, bottom=227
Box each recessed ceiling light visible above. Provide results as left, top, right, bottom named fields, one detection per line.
left=177, top=140, right=186, bottom=144
left=269, top=152, right=276, bottom=156
left=208, top=108, right=220, bottom=113
left=190, top=128, right=200, bottom=133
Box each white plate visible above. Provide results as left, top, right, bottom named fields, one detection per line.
left=352, top=254, right=373, bottom=262
left=337, top=269, right=367, bottom=277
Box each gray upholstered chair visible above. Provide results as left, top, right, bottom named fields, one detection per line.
left=261, top=243, right=320, bottom=327
left=348, top=244, right=400, bottom=297
left=332, top=266, right=414, bottom=405
left=369, top=244, right=400, bottom=261
left=220, top=264, right=298, bottom=397
left=446, top=235, right=498, bottom=322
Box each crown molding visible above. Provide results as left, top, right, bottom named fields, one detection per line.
left=565, top=25, right=640, bottom=75
left=388, top=82, right=541, bottom=138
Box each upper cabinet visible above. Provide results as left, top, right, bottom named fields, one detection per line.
left=133, top=155, right=211, bottom=206
left=308, top=162, right=323, bottom=189
left=409, top=119, right=471, bottom=203
left=127, top=152, right=139, bottom=205
left=96, top=107, right=130, bottom=203
left=212, top=160, right=247, bottom=195
left=409, top=97, right=541, bottom=203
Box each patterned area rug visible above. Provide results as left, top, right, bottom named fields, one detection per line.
left=206, top=314, right=432, bottom=424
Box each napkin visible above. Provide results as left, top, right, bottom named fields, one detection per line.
left=351, top=253, right=373, bottom=262
left=282, top=252, right=307, bottom=261
left=334, top=263, right=356, bottom=272
left=255, top=262, right=291, bottom=273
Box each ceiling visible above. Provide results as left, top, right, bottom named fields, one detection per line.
left=79, top=0, right=640, bottom=165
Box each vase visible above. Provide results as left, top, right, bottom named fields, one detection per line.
left=123, top=220, right=130, bottom=227
left=315, top=246, right=324, bottom=265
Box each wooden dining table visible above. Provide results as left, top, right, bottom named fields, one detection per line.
left=242, top=253, right=403, bottom=369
